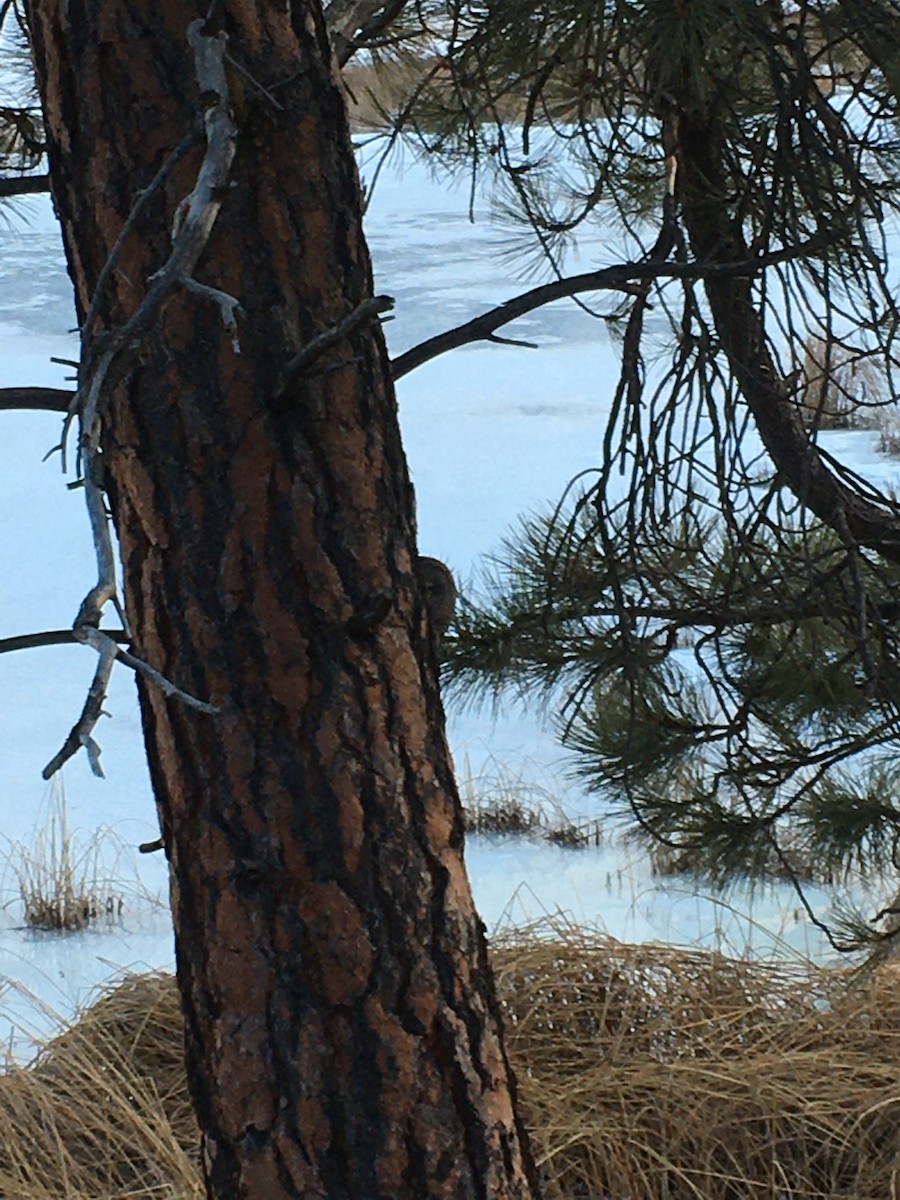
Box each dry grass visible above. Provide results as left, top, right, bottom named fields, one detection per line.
left=0, top=974, right=200, bottom=1199
left=495, top=927, right=900, bottom=1199
left=2, top=784, right=126, bottom=932
left=342, top=52, right=573, bottom=130
left=343, top=55, right=434, bottom=128
left=460, top=762, right=604, bottom=847
left=2, top=930, right=900, bottom=1198
left=796, top=333, right=892, bottom=433
left=876, top=406, right=900, bottom=458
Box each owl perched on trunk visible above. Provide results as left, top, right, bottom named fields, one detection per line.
left=417, top=556, right=457, bottom=639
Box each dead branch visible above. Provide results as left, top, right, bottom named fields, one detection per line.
left=42, top=635, right=115, bottom=779
left=74, top=457, right=117, bottom=628
left=325, top=0, right=410, bottom=66
left=2, top=249, right=825, bottom=429
left=223, top=50, right=284, bottom=110
left=74, top=626, right=218, bottom=712
left=183, top=278, right=242, bottom=351
left=0, top=628, right=127, bottom=654
left=0, top=386, right=73, bottom=411
left=274, top=294, right=394, bottom=402
left=44, top=16, right=232, bottom=779
left=82, top=124, right=201, bottom=342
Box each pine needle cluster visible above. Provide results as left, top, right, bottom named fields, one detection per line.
left=0, top=4, right=44, bottom=181
left=446, top=488, right=900, bottom=943
left=360, top=0, right=900, bottom=950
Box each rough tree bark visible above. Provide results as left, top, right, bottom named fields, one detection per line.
left=26, top=2, right=539, bottom=1197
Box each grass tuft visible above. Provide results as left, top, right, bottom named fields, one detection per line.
left=460, top=759, right=603, bottom=847
left=875, top=405, right=900, bottom=457
left=496, top=925, right=900, bottom=1199
left=0, top=974, right=200, bottom=1199
left=3, top=782, right=126, bottom=932
left=796, top=333, right=890, bottom=431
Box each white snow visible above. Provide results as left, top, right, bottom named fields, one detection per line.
left=0, top=152, right=891, bottom=1056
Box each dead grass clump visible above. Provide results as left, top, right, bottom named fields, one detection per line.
left=4, top=784, right=126, bottom=932
left=343, top=53, right=589, bottom=130
left=343, top=55, right=436, bottom=128
left=463, top=791, right=545, bottom=836
left=493, top=928, right=900, bottom=1199
left=544, top=818, right=604, bottom=848
left=460, top=760, right=604, bottom=846
left=876, top=405, right=900, bottom=457
left=3, top=933, right=900, bottom=1199
left=796, top=333, right=890, bottom=431
left=463, top=794, right=603, bottom=846
left=0, top=973, right=199, bottom=1199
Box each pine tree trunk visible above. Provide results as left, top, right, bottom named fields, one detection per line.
left=27, top=3, right=539, bottom=1196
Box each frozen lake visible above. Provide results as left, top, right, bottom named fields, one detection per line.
left=0, top=149, right=892, bottom=1055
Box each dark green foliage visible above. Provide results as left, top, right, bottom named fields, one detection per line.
left=375, top=0, right=900, bottom=952
left=446, top=493, right=900, bottom=924
left=0, top=3, right=45, bottom=187
left=378, top=1, right=900, bottom=277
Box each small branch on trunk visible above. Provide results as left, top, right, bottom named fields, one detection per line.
left=82, top=124, right=201, bottom=342
left=44, top=480, right=119, bottom=778
left=183, top=278, right=242, bottom=351
left=487, top=332, right=538, bottom=350
left=0, top=628, right=128, bottom=654
left=223, top=50, right=284, bottom=110
left=273, top=294, right=394, bottom=402
left=43, top=635, right=116, bottom=779
left=42, top=629, right=217, bottom=781
left=325, top=0, right=410, bottom=66
left=76, top=21, right=237, bottom=406
left=80, top=626, right=220, bottom=713
left=0, top=386, right=74, bottom=412
left=75, top=465, right=118, bottom=627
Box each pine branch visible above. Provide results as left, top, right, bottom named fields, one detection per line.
left=0, top=173, right=50, bottom=197
left=0, top=387, right=73, bottom=411
left=0, top=628, right=128, bottom=654
left=392, top=241, right=827, bottom=379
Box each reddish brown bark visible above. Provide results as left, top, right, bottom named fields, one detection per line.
left=26, top=2, right=539, bottom=1197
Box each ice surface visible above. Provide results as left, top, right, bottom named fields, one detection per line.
left=0, top=152, right=893, bottom=1054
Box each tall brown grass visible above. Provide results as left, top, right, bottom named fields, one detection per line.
left=1, top=929, right=899, bottom=1198
left=460, top=759, right=603, bottom=847
left=796, top=333, right=892, bottom=435
left=343, top=55, right=432, bottom=128
left=496, top=926, right=900, bottom=1199
left=0, top=974, right=199, bottom=1199
left=2, top=783, right=127, bottom=932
